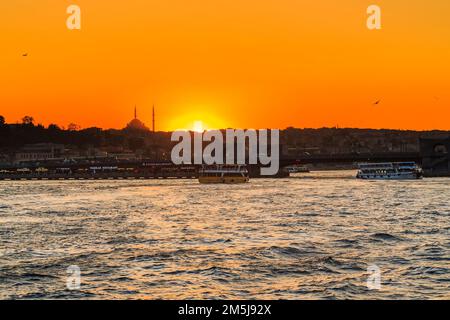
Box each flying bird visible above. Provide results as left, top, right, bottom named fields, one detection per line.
left=22, top=53, right=28, bottom=57
left=373, top=100, right=381, bottom=105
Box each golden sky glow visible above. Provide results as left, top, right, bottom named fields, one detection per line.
left=1, top=1, right=450, bottom=130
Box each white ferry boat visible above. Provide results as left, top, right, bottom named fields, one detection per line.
left=356, top=162, right=423, bottom=180
left=198, top=165, right=250, bottom=184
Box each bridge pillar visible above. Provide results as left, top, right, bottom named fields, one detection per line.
left=420, top=138, right=450, bottom=177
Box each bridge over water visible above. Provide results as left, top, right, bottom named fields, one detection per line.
left=280, top=152, right=421, bottom=167
left=0, top=152, right=423, bottom=180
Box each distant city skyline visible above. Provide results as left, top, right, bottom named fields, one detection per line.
left=1, top=1, right=450, bottom=131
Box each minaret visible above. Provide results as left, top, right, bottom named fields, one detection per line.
left=134, top=105, right=137, bottom=119
left=152, top=105, right=155, bottom=132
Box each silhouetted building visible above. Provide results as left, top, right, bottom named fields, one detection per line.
left=152, top=105, right=155, bottom=132
left=126, top=106, right=150, bottom=131
left=15, top=143, right=65, bottom=162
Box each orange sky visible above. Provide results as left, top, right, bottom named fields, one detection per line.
left=1, top=1, right=450, bottom=131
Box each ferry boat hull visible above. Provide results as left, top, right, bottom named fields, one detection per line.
left=356, top=172, right=422, bottom=180
left=198, top=165, right=250, bottom=184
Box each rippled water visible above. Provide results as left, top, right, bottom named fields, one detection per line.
left=0, top=171, right=449, bottom=299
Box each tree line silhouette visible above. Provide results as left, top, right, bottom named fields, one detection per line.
left=0, top=115, right=169, bottom=154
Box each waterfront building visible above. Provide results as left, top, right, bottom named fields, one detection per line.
left=14, top=143, right=65, bottom=162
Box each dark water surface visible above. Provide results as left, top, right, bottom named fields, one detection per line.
left=0, top=171, right=449, bottom=299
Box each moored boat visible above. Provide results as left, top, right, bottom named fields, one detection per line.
left=198, top=165, right=250, bottom=184
left=285, top=165, right=310, bottom=173
left=356, top=162, right=423, bottom=180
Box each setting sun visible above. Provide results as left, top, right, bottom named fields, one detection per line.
left=167, top=109, right=229, bottom=132
left=193, top=121, right=205, bottom=132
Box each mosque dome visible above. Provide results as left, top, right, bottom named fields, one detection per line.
left=125, top=106, right=150, bottom=131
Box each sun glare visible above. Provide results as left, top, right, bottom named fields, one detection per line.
left=169, top=112, right=228, bottom=132
left=193, top=121, right=204, bottom=132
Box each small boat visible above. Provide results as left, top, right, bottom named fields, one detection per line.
left=356, top=162, right=423, bottom=180
left=285, top=165, right=310, bottom=173
left=198, top=165, right=250, bottom=184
